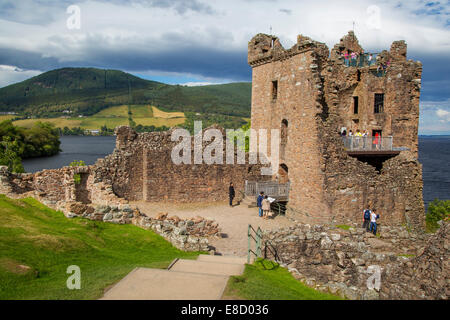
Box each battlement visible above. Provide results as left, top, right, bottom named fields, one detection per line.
left=248, top=33, right=329, bottom=67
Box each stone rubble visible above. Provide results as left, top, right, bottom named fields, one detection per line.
left=262, top=221, right=448, bottom=300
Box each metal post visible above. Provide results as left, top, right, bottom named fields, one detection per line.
left=247, top=224, right=251, bottom=264
left=256, top=227, right=262, bottom=258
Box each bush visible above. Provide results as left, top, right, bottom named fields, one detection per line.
left=0, top=136, right=24, bottom=173
left=69, top=160, right=86, bottom=185
left=426, top=199, right=450, bottom=233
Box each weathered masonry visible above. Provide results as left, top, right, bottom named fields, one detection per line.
left=248, top=31, right=425, bottom=230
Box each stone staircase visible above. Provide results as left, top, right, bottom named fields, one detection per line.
left=101, top=254, right=247, bottom=300
left=240, top=196, right=257, bottom=208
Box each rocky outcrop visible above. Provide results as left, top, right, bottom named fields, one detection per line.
left=263, top=222, right=447, bottom=300
left=380, top=221, right=449, bottom=299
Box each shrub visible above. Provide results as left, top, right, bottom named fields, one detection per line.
left=69, top=160, right=86, bottom=185
left=426, top=199, right=450, bottom=233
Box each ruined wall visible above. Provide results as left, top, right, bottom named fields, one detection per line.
left=263, top=222, right=448, bottom=300
left=93, top=126, right=269, bottom=203
left=248, top=31, right=425, bottom=230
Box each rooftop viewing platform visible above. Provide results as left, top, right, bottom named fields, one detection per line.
left=338, top=52, right=389, bottom=76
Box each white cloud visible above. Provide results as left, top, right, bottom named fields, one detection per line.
left=1, top=0, right=449, bottom=65
left=0, top=65, right=42, bottom=88
left=181, top=81, right=222, bottom=86
left=419, top=99, right=450, bottom=134
left=436, top=109, right=450, bottom=122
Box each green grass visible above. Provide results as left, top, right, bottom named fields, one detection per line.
left=94, top=105, right=155, bottom=118
left=223, top=259, right=342, bottom=300
left=335, top=225, right=351, bottom=231
left=0, top=195, right=199, bottom=300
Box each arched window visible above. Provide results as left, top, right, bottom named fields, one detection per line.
left=278, top=164, right=289, bottom=184
left=280, top=119, right=288, bottom=160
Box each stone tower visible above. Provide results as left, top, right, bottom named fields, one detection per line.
left=248, top=31, right=425, bottom=230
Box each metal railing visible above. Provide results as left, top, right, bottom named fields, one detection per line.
left=248, top=224, right=284, bottom=265
left=264, top=240, right=283, bottom=264
left=245, top=180, right=290, bottom=198
left=272, top=201, right=288, bottom=216
left=247, top=224, right=262, bottom=264
left=341, top=136, right=393, bottom=151
left=340, top=53, right=379, bottom=68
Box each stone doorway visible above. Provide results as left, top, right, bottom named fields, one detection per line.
left=75, top=173, right=92, bottom=204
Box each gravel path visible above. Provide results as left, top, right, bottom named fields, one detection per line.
left=132, top=201, right=293, bottom=257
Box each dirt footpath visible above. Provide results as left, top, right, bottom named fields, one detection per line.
left=132, top=201, right=293, bottom=257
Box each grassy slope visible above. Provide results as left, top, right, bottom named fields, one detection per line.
left=223, top=259, right=342, bottom=300
left=0, top=68, right=252, bottom=118
left=0, top=195, right=199, bottom=300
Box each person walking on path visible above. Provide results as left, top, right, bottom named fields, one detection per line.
left=369, top=209, right=380, bottom=235
left=257, top=192, right=264, bottom=217
left=262, top=195, right=271, bottom=220
left=229, top=183, right=235, bottom=207
left=363, top=207, right=372, bottom=231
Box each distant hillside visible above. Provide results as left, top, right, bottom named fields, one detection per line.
left=0, top=68, right=252, bottom=118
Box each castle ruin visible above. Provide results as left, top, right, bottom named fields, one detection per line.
left=0, top=32, right=425, bottom=231
left=248, top=31, right=424, bottom=230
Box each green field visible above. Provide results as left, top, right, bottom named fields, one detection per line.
left=0, top=115, right=14, bottom=121
left=13, top=105, right=186, bottom=130
left=0, top=195, right=199, bottom=299
left=223, top=259, right=342, bottom=300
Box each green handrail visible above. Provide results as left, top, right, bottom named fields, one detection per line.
left=247, top=224, right=263, bottom=264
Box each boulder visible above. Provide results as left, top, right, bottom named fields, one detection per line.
left=156, top=212, right=168, bottom=220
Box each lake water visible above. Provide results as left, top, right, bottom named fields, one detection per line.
left=22, top=135, right=450, bottom=208
left=418, top=136, right=450, bottom=207
left=22, top=136, right=116, bottom=172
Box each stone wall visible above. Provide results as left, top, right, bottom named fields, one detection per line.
left=262, top=222, right=448, bottom=300
left=0, top=168, right=218, bottom=253
left=133, top=212, right=220, bottom=252
left=248, top=31, right=425, bottom=231
left=95, top=126, right=269, bottom=203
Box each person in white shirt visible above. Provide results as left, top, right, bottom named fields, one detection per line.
left=369, top=209, right=380, bottom=235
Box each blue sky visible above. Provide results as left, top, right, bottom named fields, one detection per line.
left=0, top=0, right=449, bottom=134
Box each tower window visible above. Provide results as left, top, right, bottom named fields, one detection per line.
left=272, top=80, right=278, bottom=100
left=374, top=93, right=384, bottom=113
left=353, top=97, right=359, bottom=114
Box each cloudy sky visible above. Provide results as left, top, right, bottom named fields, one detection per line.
left=0, top=0, right=449, bottom=134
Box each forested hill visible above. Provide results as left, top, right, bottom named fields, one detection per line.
left=0, top=68, right=252, bottom=118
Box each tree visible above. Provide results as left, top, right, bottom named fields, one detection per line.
left=0, top=136, right=25, bottom=173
